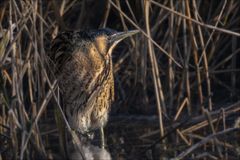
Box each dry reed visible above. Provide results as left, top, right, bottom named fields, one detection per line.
left=0, top=0, right=239, bottom=159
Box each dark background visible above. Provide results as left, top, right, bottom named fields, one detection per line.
left=0, top=0, right=240, bottom=159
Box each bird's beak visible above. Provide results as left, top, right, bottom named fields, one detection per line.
left=109, top=30, right=139, bottom=46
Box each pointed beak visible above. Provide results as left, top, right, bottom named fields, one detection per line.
left=109, top=30, right=139, bottom=46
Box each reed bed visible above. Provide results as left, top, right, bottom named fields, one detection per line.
left=0, top=0, right=240, bottom=159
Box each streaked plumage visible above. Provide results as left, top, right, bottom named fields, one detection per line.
left=50, top=28, right=138, bottom=139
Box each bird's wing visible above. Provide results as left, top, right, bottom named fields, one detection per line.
left=50, top=31, right=75, bottom=74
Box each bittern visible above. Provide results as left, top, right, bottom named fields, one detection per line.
left=50, top=28, right=139, bottom=148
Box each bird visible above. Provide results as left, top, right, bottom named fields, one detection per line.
left=50, top=28, right=139, bottom=148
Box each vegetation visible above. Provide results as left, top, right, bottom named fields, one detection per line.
left=0, top=0, right=239, bottom=159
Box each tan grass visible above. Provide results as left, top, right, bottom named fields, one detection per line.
left=0, top=0, right=240, bottom=159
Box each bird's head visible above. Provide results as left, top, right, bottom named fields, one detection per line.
left=88, top=28, right=139, bottom=57
left=50, top=28, right=139, bottom=73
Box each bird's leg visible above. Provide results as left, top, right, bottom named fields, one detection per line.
left=77, top=130, right=94, bottom=141
left=100, top=127, right=105, bottom=148
left=86, top=132, right=94, bottom=140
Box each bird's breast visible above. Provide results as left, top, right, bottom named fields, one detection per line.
left=58, top=50, right=114, bottom=132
